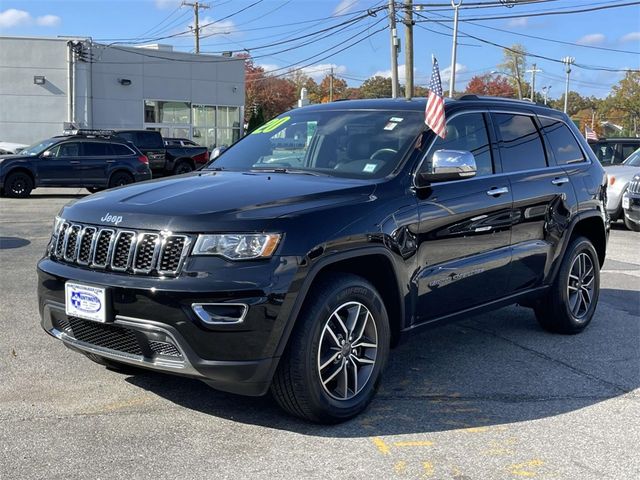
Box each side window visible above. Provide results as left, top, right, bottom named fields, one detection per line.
left=83, top=142, right=110, bottom=156
left=425, top=112, right=494, bottom=177
left=140, top=132, right=163, bottom=149
left=117, top=132, right=136, bottom=145
left=112, top=143, right=133, bottom=155
left=621, top=144, right=637, bottom=162
left=539, top=116, right=584, bottom=165
left=493, top=113, right=547, bottom=172
left=54, top=142, right=81, bottom=158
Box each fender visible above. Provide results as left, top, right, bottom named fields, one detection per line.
left=547, top=209, right=607, bottom=285
left=272, top=246, right=406, bottom=362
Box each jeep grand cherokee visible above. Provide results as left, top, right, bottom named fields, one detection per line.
left=38, top=97, right=608, bottom=423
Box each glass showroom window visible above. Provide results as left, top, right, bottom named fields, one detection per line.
left=144, top=100, right=191, bottom=124
left=193, top=105, right=216, bottom=150
left=217, top=106, right=241, bottom=147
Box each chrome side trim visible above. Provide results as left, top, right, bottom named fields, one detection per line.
left=191, top=303, right=249, bottom=325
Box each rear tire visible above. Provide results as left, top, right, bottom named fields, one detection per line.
left=624, top=215, right=640, bottom=232
left=173, top=161, right=193, bottom=175
left=534, top=236, right=600, bottom=334
left=4, top=171, right=33, bottom=198
left=108, top=171, right=134, bottom=189
left=271, top=273, right=390, bottom=423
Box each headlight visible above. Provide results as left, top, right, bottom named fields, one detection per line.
left=192, top=233, right=281, bottom=260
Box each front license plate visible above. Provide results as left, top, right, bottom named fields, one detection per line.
left=65, top=282, right=107, bottom=322
left=622, top=196, right=630, bottom=210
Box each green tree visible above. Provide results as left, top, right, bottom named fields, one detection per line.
left=609, top=71, right=640, bottom=136
left=359, top=76, right=393, bottom=98
left=498, top=44, right=527, bottom=100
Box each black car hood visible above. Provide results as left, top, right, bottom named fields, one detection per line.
left=61, top=171, right=377, bottom=232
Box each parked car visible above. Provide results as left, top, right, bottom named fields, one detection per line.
left=164, top=137, right=199, bottom=147
left=0, top=131, right=151, bottom=198
left=38, top=97, right=608, bottom=423
left=589, top=137, right=640, bottom=165
left=0, top=141, right=28, bottom=155
left=115, top=130, right=209, bottom=176
left=604, top=147, right=640, bottom=223
left=621, top=174, right=640, bottom=231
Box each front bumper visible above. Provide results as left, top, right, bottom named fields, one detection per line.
left=623, top=192, right=640, bottom=224
left=37, top=255, right=300, bottom=396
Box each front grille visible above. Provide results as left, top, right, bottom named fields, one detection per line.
left=60, top=316, right=184, bottom=360
left=629, top=178, right=640, bottom=194
left=68, top=316, right=143, bottom=356
left=51, top=221, right=190, bottom=276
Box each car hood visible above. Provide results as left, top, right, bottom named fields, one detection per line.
left=60, top=171, right=377, bottom=232
left=604, top=165, right=640, bottom=182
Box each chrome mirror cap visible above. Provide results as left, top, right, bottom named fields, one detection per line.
left=417, top=149, right=477, bottom=185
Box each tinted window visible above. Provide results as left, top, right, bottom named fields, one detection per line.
left=139, top=132, right=163, bottom=149
left=494, top=113, right=546, bottom=172
left=83, top=142, right=110, bottom=156
left=622, top=144, right=637, bottom=161
left=112, top=143, right=134, bottom=155
left=425, top=113, right=493, bottom=176
left=539, top=116, right=584, bottom=165
left=591, top=142, right=614, bottom=164
left=53, top=142, right=81, bottom=157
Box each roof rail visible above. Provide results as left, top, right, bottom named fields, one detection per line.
left=62, top=128, right=116, bottom=137
left=457, top=94, right=542, bottom=106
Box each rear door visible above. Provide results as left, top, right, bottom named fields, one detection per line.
left=491, top=111, right=578, bottom=293
left=77, top=141, right=112, bottom=185
left=414, top=111, right=513, bottom=322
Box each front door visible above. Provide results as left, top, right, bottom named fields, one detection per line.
left=414, top=112, right=513, bottom=322
left=36, top=141, right=82, bottom=186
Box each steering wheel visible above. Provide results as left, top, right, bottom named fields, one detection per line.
left=370, top=148, right=397, bottom=161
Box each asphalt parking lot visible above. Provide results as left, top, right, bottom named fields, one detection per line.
left=1, top=188, right=638, bottom=480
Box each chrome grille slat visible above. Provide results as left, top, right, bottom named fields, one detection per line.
left=50, top=221, right=189, bottom=276
left=629, top=179, right=640, bottom=194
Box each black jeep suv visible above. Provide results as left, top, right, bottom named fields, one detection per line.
left=38, top=97, right=608, bottom=423
left=0, top=131, right=151, bottom=197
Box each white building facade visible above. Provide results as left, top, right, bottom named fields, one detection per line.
left=0, top=36, right=245, bottom=148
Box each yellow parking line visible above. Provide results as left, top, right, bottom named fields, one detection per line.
left=371, top=436, right=391, bottom=455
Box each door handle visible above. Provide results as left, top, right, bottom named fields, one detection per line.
left=486, top=186, right=509, bottom=196
left=551, top=176, right=569, bottom=185
left=69, top=160, right=80, bottom=164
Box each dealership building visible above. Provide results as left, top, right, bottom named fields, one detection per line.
left=0, top=36, right=245, bottom=148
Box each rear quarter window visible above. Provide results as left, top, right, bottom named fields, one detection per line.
left=112, top=143, right=134, bottom=155
left=539, top=116, right=585, bottom=165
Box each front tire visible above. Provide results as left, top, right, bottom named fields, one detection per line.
left=271, top=274, right=390, bottom=423
left=624, top=215, right=640, bottom=232
left=534, top=236, right=600, bottom=334
left=4, top=171, right=33, bottom=198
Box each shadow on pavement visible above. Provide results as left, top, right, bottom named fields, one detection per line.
left=125, top=287, right=639, bottom=437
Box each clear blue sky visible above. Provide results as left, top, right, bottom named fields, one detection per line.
left=1, top=0, right=639, bottom=98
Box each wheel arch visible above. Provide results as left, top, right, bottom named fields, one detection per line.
left=4, top=166, right=35, bottom=187
left=108, top=168, right=134, bottom=185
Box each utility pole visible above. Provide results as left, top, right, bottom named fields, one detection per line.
left=526, top=63, right=541, bottom=102
left=448, top=0, right=463, bottom=97
left=329, top=66, right=334, bottom=102
left=388, top=0, right=399, bottom=98
left=403, top=0, right=414, bottom=99
left=542, top=85, right=551, bottom=105
left=562, top=56, right=575, bottom=113
left=182, top=1, right=210, bottom=54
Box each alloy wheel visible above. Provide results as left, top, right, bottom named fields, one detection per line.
left=567, top=252, right=595, bottom=320
left=317, top=301, right=378, bottom=401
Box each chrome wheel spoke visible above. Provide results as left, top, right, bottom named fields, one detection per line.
left=317, top=301, right=378, bottom=401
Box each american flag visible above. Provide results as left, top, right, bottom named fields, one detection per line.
left=585, top=125, right=598, bottom=141
left=425, top=56, right=446, bottom=139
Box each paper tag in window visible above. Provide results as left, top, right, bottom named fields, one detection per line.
left=363, top=163, right=377, bottom=173
left=389, top=117, right=403, bottom=122
left=383, top=122, right=398, bottom=131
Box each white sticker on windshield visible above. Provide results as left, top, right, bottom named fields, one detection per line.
left=363, top=163, right=377, bottom=173
left=383, top=122, right=398, bottom=131
left=389, top=117, right=404, bottom=122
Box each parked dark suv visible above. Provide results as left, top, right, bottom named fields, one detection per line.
left=37, top=97, right=608, bottom=423
left=0, top=131, right=151, bottom=197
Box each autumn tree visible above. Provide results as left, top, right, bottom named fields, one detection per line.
left=498, top=44, right=527, bottom=100
left=313, top=74, right=348, bottom=103
left=465, top=74, right=516, bottom=98
left=359, top=76, right=393, bottom=98
left=609, top=71, right=640, bottom=135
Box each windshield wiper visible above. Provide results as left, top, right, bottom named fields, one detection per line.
left=250, top=167, right=329, bottom=177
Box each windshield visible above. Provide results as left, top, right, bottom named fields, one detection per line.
left=207, top=109, right=424, bottom=179
left=623, top=148, right=640, bottom=167
left=20, top=138, right=59, bottom=156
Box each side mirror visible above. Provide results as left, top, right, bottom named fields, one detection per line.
left=417, top=149, right=477, bottom=185
left=210, top=146, right=227, bottom=160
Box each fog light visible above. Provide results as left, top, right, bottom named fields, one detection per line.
left=192, top=303, right=248, bottom=325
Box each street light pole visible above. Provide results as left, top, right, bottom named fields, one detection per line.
left=562, top=56, right=575, bottom=114
left=542, top=85, right=551, bottom=105
left=448, top=0, right=463, bottom=97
